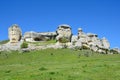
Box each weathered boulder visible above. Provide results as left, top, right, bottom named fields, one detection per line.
left=8, top=24, right=22, bottom=43
left=75, top=28, right=111, bottom=53
left=97, top=49, right=106, bottom=53
left=24, top=31, right=45, bottom=42
left=75, top=40, right=82, bottom=48
left=110, top=48, right=120, bottom=54
left=24, top=31, right=57, bottom=42
left=90, top=45, right=98, bottom=52
left=101, top=37, right=110, bottom=49
left=0, top=41, right=23, bottom=51
left=39, top=32, right=57, bottom=40
left=71, top=35, right=78, bottom=45
left=56, top=24, right=72, bottom=43
left=86, top=33, right=98, bottom=42
left=78, top=28, right=87, bottom=44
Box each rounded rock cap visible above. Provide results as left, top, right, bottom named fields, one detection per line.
left=78, top=28, right=82, bottom=31
left=58, top=24, right=71, bottom=28
left=11, top=24, right=19, bottom=28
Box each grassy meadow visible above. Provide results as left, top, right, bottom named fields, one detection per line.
left=0, top=49, right=120, bottom=80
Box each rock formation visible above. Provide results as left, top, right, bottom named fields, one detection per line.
left=24, top=31, right=57, bottom=42
left=72, top=28, right=110, bottom=53
left=1, top=24, right=114, bottom=54
left=8, top=24, right=22, bottom=43
left=101, top=37, right=110, bottom=49
left=56, top=24, right=72, bottom=43
left=24, top=31, right=44, bottom=42
left=110, top=48, right=120, bottom=54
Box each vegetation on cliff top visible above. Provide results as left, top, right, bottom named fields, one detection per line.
left=0, top=40, right=9, bottom=45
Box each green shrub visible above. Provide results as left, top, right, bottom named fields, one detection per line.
left=0, top=40, right=9, bottom=45
left=59, top=37, right=69, bottom=43
left=49, top=72, right=55, bottom=75
left=20, top=42, right=28, bottom=48
left=39, top=67, right=47, bottom=71
left=84, top=52, right=90, bottom=57
left=5, top=70, right=11, bottom=73
left=81, top=45, right=90, bottom=50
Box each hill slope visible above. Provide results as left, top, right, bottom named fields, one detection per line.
left=0, top=49, right=120, bottom=80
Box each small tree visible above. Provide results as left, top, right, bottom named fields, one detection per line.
left=20, top=42, right=28, bottom=48
left=59, top=37, right=69, bottom=48
left=59, top=37, right=69, bottom=43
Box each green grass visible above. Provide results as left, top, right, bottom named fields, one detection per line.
left=27, top=40, right=56, bottom=46
left=0, top=49, right=120, bottom=80
left=0, top=40, right=9, bottom=45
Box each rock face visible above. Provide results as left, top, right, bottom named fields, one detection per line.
left=39, top=32, right=57, bottom=40
left=3, top=24, right=113, bottom=53
left=8, top=24, right=22, bottom=43
left=24, top=31, right=57, bottom=42
left=111, top=48, right=120, bottom=54
left=56, top=24, right=72, bottom=43
left=24, top=31, right=45, bottom=42
left=71, top=35, right=78, bottom=44
left=78, top=28, right=87, bottom=44
left=0, top=41, right=22, bottom=51
left=101, top=37, right=110, bottom=49
left=73, top=28, right=110, bottom=53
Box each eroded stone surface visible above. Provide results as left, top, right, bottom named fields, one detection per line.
left=24, top=31, right=57, bottom=42
left=56, top=24, right=72, bottom=43
left=1, top=24, right=115, bottom=54
left=73, top=28, right=111, bottom=53
left=8, top=24, right=22, bottom=43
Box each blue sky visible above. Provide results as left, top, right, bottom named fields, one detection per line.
left=0, top=0, right=120, bottom=48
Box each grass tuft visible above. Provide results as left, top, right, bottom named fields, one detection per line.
left=39, top=67, right=48, bottom=71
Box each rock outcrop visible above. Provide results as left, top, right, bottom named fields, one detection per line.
left=24, top=31, right=45, bottom=42
left=110, top=48, right=120, bottom=54
left=2, top=24, right=115, bottom=54
left=24, top=31, right=57, bottom=42
left=56, top=24, right=72, bottom=43
left=0, top=42, right=22, bottom=51
left=101, top=37, right=110, bottom=49
left=8, top=24, right=22, bottom=43
left=72, top=28, right=110, bottom=53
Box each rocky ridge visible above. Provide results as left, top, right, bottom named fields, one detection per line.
left=0, top=24, right=120, bottom=54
